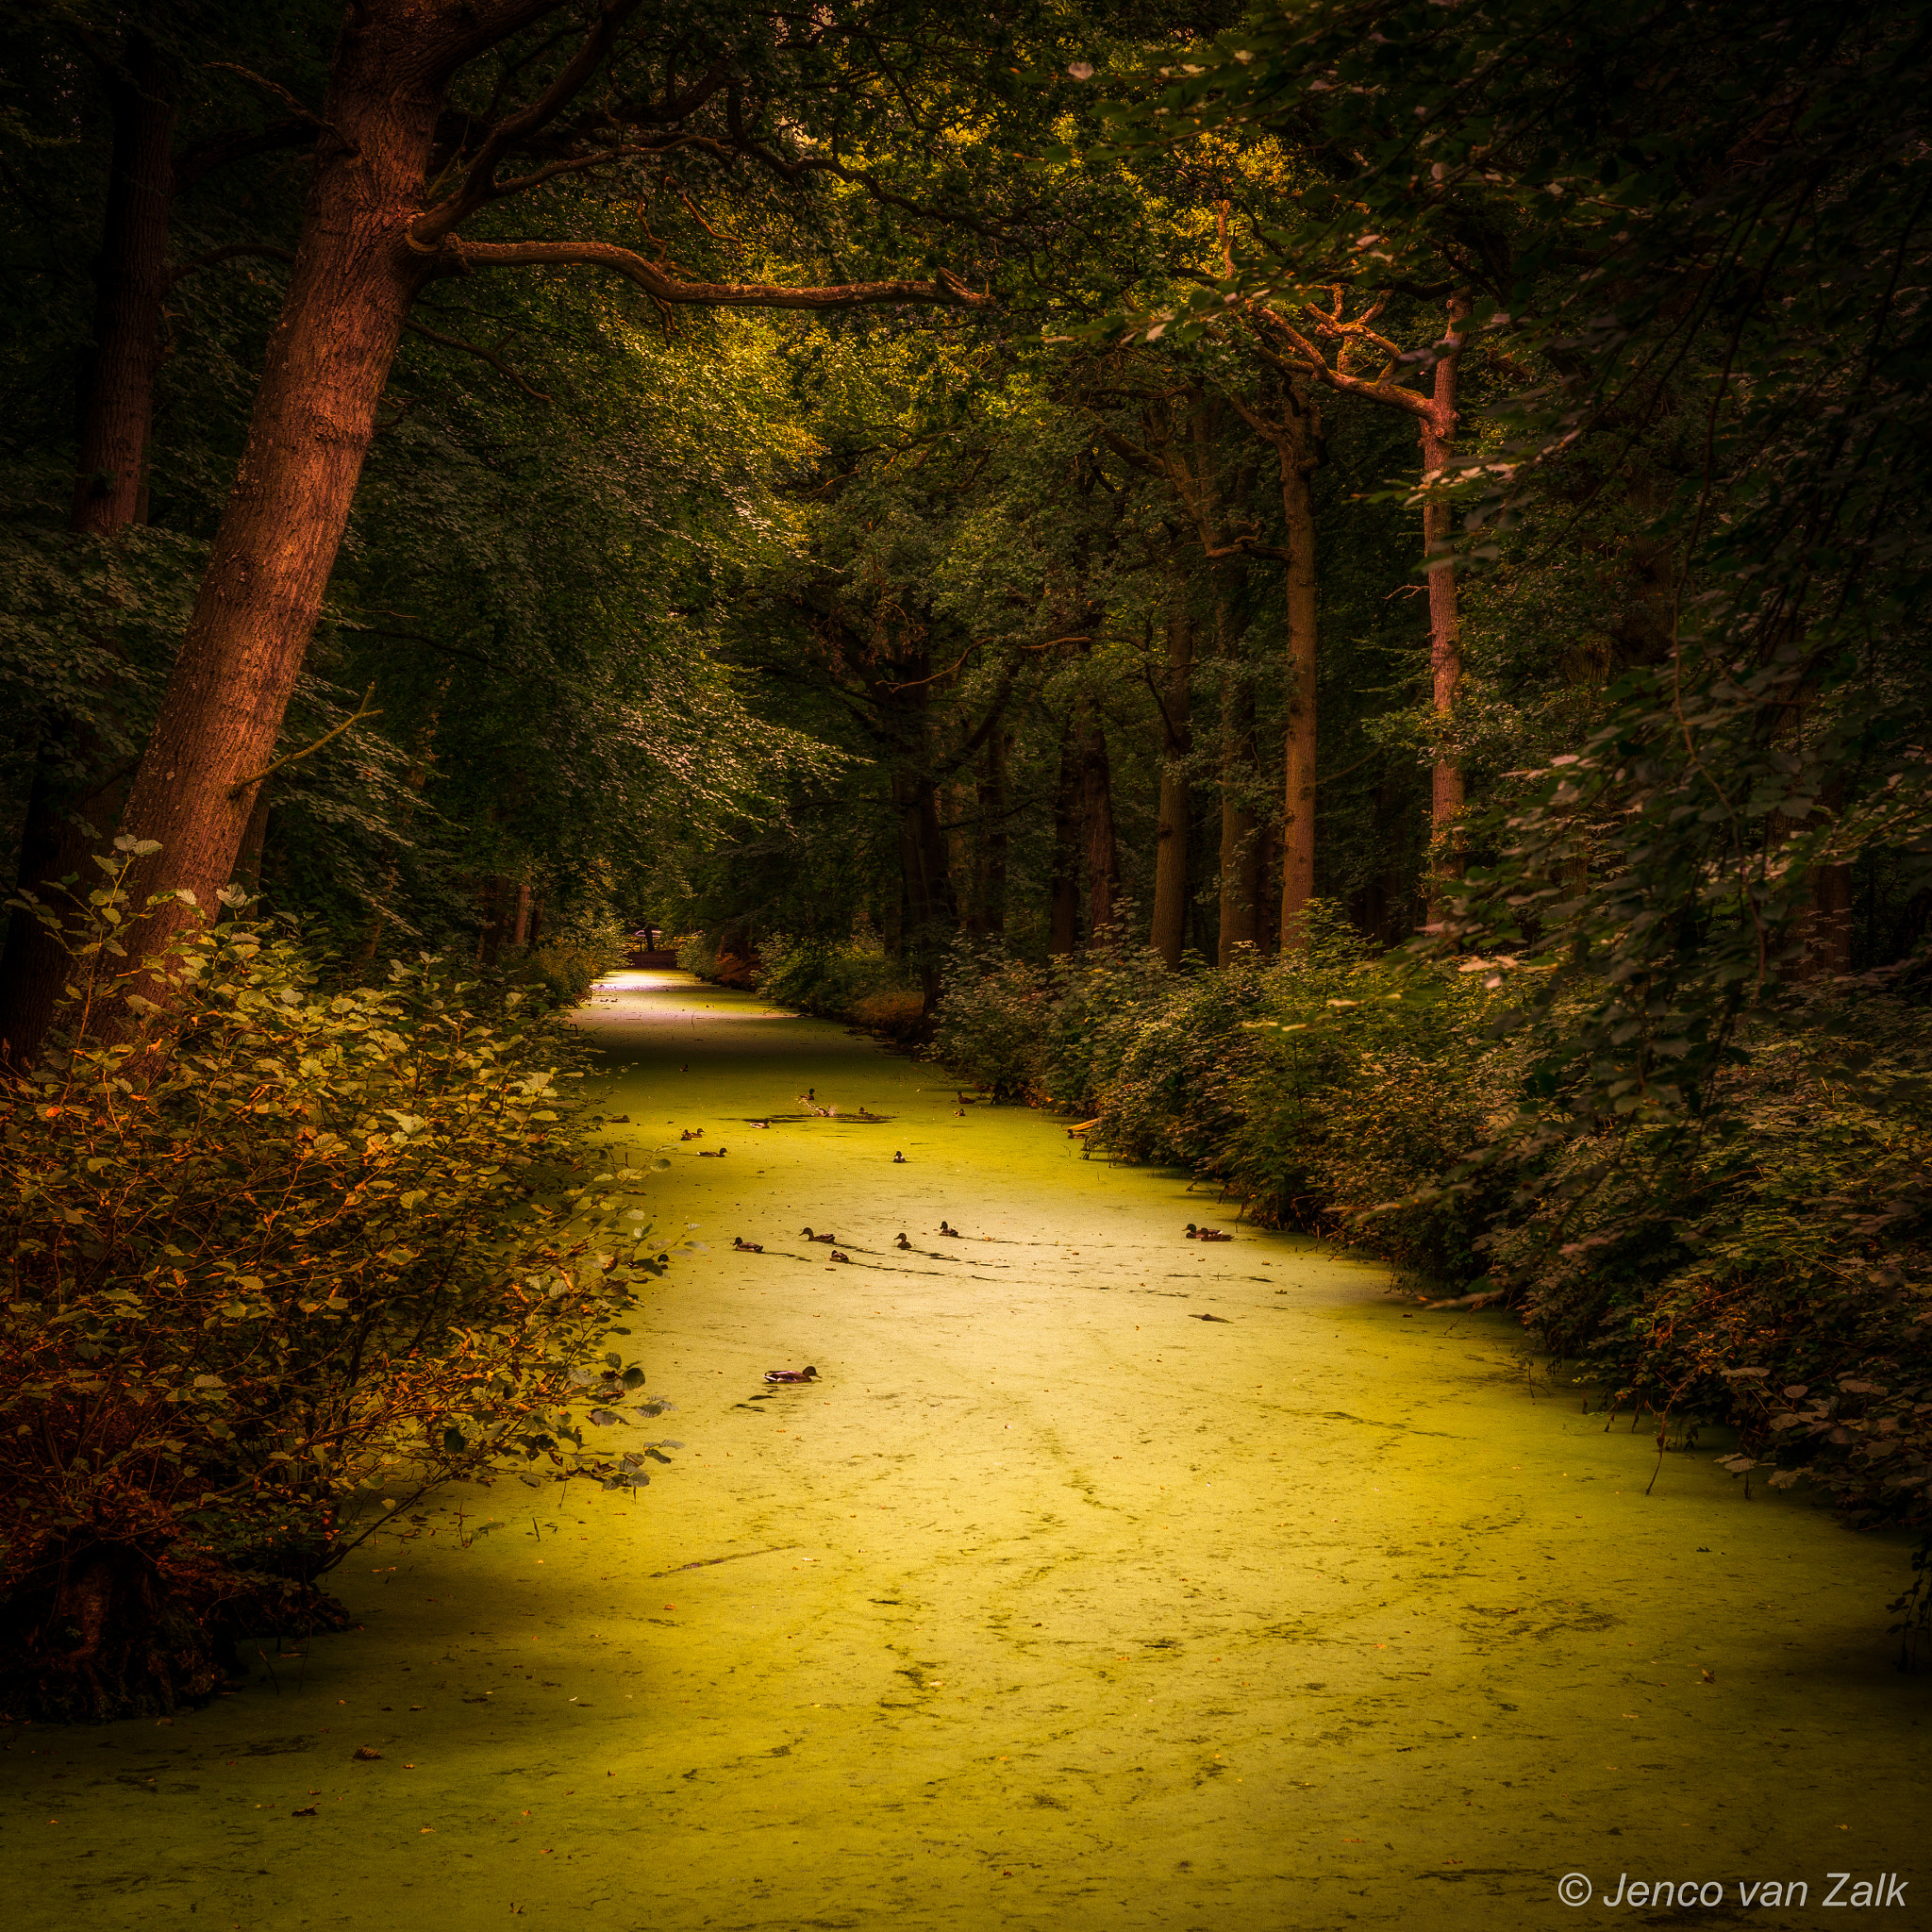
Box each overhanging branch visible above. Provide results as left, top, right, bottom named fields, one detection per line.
left=436, top=236, right=991, bottom=312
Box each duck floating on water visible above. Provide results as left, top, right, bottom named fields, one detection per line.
left=698, top=1146, right=726, bottom=1158
left=802, top=1227, right=836, bottom=1244
left=892, top=1151, right=907, bottom=1164
left=1186, top=1222, right=1231, bottom=1241
left=764, top=1366, right=819, bottom=1384
left=733, top=1237, right=763, bottom=1253
left=679, top=1127, right=701, bottom=1141
left=938, top=1220, right=960, bottom=1238
left=829, top=1250, right=851, bottom=1263
left=895, top=1232, right=912, bottom=1251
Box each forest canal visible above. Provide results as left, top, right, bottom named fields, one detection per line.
left=7, top=969, right=1926, bottom=1930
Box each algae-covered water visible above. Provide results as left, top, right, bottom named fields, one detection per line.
left=5, top=970, right=1925, bottom=1929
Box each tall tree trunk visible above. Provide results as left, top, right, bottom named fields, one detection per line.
left=1274, top=389, right=1322, bottom=953
left=892, top=769, right=954, bottom=1009
left=1076, top=700, right=1120, bottom=939
left=102, top=30, right=444, bottom=1024
left=1421, top=297, right=1470, bottom=926
left=1213, top=566, right=1259, bottom=965
left=1048, top=722, right=1081, bottom=957
left=0, top=42, right=175, bottom=1065
left=1150, top=600, right=1195, bottom=969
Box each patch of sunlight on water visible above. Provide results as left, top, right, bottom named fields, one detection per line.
left=7, top=969, right=1924, bottom=1929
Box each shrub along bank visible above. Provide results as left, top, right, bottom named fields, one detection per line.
left=1, top=848, right=669, bottom=1721
left=931, top=918, right=1932, bottom=1609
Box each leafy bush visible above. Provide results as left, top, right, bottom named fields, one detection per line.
left=759, top=932, right=917, bottom=1026
left=1489, top=993, right=1932, bottom=1537
left=934, top=912, right=1506, bottom=1277
left=1, top=850, right=671, bottom=1720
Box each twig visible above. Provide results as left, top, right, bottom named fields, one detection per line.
left=227, top=686, right=379, bottom=797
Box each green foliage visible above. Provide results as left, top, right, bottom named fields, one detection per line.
left=758, top=932, right=913, bottom=1021
left=0, top=849, right=671, bottom=1719
left=935, top=911, right=1502, bottom=1276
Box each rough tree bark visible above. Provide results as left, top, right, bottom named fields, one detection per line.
left=1150, top=597, right=1195, bottom=969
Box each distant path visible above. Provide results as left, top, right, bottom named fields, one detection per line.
left=6, top=971, right=1924, bottom=1930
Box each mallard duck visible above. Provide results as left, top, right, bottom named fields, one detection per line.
left=1186, top=1222, right=1231, bottom=1241
left=829, top=1250, right=851, bottom=1263
left=764, top=1366, right=819, bottom=1384
left=698, top=1146, right=726, bottom=1158
left=733, top=1237, right=763, bottom=1253
left=802, top=1227, right=836, bottom=1243
left=895, top=1232, right=912, bottom=1250
left=679, top=1128, right=696, bottom=1141
left=892, top=1150, right=907, bottom=1164
left=938, top=1220, right=960, bottom=1238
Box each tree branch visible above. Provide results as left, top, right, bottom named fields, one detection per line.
left=228, top=687, right=380, bottom=798
left=411, top=0, right=642, bottom=243
left=433, top=236, right=992, bottom=312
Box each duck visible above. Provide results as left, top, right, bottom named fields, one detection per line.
left=1185, top=1222, right=1231, bottom=1241
left=698, top=1146, right=727, bottom=1158
left=764, top=1366, right=819, bottom=1384
left=937, top=1220, right=960, bottom=1238
left=748, top=1118, right=771, bottom=1129
left=828, top=1250, right=851, bottom=1264
left=679, top=1128, right=696, bottom=1141
left=802, top=1227, right=837, bottom=1243
left=895, top=1232, right=912, bottom=1251
left=732, top=1237, right=763, bottom=1253
left=892, top=1151, right=907, bottom=1164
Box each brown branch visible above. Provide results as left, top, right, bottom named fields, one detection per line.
left=403, top=319, right=553, bottom=402
left=434, top=236, right=991, bottom=311
left=410, top=0, right=643, bottom=245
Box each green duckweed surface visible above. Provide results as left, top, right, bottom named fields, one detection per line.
left=5, top=970, right=1926, bottom=1929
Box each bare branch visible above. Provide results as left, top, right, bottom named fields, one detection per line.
left=434, top=236, right=992, bottom=312
left=410, top=0, right=643, bottom=246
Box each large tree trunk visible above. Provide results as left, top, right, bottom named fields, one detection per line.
left=1275, top=390, right=1322, bottom=954
left=1076, top=700, right=1120, bottom=939
left=0, top=42, right=175, bottom=1065
left=1150, top=601, right=1195, bottom=969
left=1048, top=722, right=1081, bottom=957
left=1213, top=566, right=1259, bottom=966
left=1421, top=298, right=1470, bottom=926
left=100, top=29, right=444, bottom=1024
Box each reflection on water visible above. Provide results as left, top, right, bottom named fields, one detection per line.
left=6, top=971, right=1924, bottom=1930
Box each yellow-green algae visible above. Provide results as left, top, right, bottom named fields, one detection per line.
left=5, top=969, right=1925, bottom=1929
